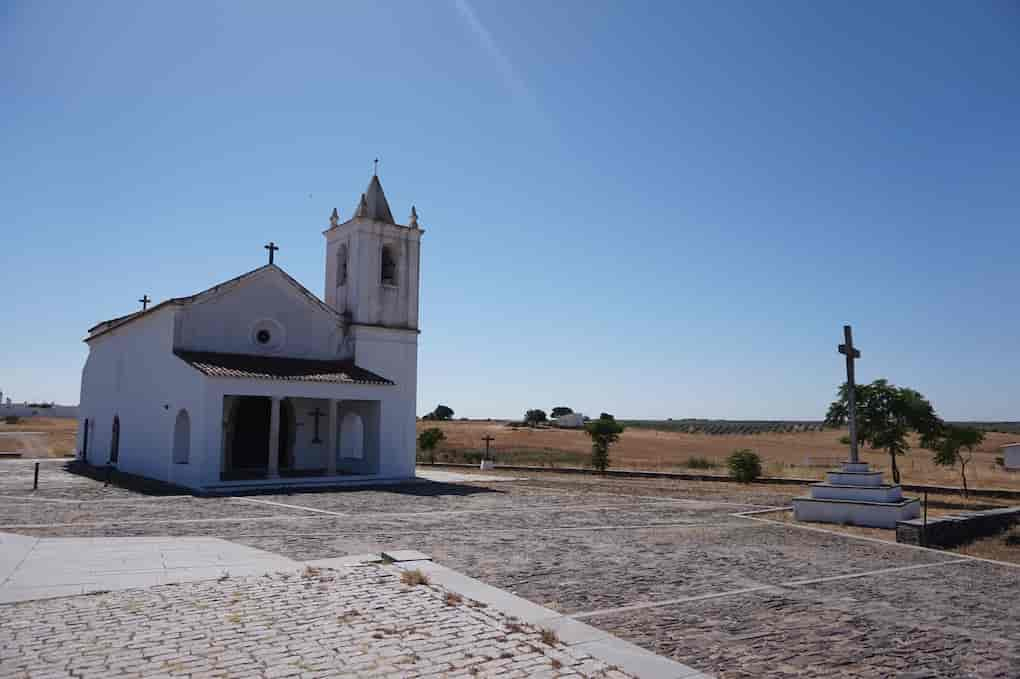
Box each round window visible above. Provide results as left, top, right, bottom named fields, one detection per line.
left=250, top=319, right=285, bottom=351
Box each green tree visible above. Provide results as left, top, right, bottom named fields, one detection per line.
left=599, top=412, right=615, bottom=421
left=931, top=425, right=985, bottom=497
left=550, top=406, right=574, bottom=418
left=426, top=405, right=454, bottom=421
left=727, top=449, right=762, bottom=483
left=524, top=409, right=547, bottom=426
left=585, top=416, right=624, bottom=472
left=417, top=427, right=446, bottom=464
left=824, top=379, right=941, bottom=484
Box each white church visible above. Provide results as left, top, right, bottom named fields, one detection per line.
left=77, top=173, right=423, bottom=492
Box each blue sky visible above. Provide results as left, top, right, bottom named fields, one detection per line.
left=2, top=1, right=1018, bottom=420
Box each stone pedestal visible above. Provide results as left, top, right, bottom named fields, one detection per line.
left=792, top=461, right=919, bottom=528
left=479, top=460, right=496, bottom=471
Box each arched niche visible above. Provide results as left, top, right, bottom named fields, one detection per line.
left=173, top=409, right=190, bottom=464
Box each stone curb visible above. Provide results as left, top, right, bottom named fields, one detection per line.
left=390, top=555, right=712, bottom=678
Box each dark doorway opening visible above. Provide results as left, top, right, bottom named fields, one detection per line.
left=231, top=397, right=270, bottom=471
left=226, top=397, right=295, bottom=479
left=279, top=399, right=295, bottom=470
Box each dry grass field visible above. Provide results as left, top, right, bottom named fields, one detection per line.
left=6, top=416, right=1018, bottom=490
left=0, top=417, right=77, bottom=457
left=418, top=419, right=1020, bottom=490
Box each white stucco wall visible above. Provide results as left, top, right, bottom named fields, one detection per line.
left=174, top=269, right=344, bottom=360
left=78, top=308, right=207, bottom=488
left=351, top=325, right=418, bottom=479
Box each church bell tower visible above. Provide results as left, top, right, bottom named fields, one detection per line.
left=323, top=173, right=423, bottom=330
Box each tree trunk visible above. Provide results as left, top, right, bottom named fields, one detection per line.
left=890, top=452, right=901, bottom=484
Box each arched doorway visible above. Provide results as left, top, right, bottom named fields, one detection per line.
left=110, top=415, right=120, bottom=463
left=340, top=412, right=364, bottom=459
left=173, top=409, right=190, bottom=464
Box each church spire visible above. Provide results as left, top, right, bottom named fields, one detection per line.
left=354, top=174, right=395, bottom=224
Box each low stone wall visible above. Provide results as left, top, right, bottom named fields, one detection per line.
left=896, top=507, right=1020, bottom=548
left=0, top=405, right=79, bottom=419
left=417, top=462, right=1020, bottom=500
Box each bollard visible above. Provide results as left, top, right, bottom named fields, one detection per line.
left=33, top=462, right=39, bottom=490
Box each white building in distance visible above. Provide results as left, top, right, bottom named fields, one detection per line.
left=77, top=173, right=423, bottom=492
left=553, top=413, right=586, bottom=429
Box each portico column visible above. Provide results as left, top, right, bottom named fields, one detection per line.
left=327, top=399, right=338, bottom=476
left=267, top=396, right=281, bottom=478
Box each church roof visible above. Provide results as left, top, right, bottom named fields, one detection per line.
left=86, top=264, right=340, bottom=341
left=353, top=174, right=396, bottom=224
left=174, top=350, right=393, bottom=385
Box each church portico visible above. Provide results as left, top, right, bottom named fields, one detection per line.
left=215, top=386, right=386, bottom=484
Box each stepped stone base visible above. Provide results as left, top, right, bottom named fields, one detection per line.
left=792, top=462, right=920, bottom=528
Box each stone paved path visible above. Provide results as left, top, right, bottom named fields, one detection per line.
left=0, top=562, right=631, bottom=678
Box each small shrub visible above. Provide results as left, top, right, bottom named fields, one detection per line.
left=551, top=659, right=563, bottom=670
left=400, top=569, right=430, bottom=587
left=995, top=456, right=1005, bottom=467
left=685, top=456, right=717, bottom=470
left=539, top=628, right=559, bottom=646
left=4, top=416, right=19, bottom=425
left=444, top=592, right=463, bottom=606
left=727, top=449, right=762, bottom=483
left=417, top=427, right=446, bottom=464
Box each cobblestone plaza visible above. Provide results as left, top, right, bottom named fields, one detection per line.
left=1, top=461, right=1018, bottom=678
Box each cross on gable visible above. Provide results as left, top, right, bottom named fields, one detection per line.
left=264, top=241, right=280, bottom=265
left=139, top=295, right=150, bottom=311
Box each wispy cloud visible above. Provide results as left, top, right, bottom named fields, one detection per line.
left=452, top=0, right=532, bottom=104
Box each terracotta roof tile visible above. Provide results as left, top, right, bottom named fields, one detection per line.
left=174, top=351, right=393, bottom=385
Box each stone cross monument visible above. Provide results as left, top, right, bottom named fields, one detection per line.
left=791, top=325, right=920, bottom=527
left=838, top=325, right=861, bottom=464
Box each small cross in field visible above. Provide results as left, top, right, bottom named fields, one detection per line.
left=838, top=324, right=862, bottom=464
left=265, top=241, right=279, bottom=265
left=481, top=435, right=495, bottom=459
left=138, top=295, right=150, bottom=311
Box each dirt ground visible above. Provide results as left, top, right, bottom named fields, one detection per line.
left=419, top=419, right=1020, bottom=490
left=0, top=417, right=77, bottom=457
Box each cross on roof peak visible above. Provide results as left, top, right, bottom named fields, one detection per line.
left=264, top=241, right=280, bottom=265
